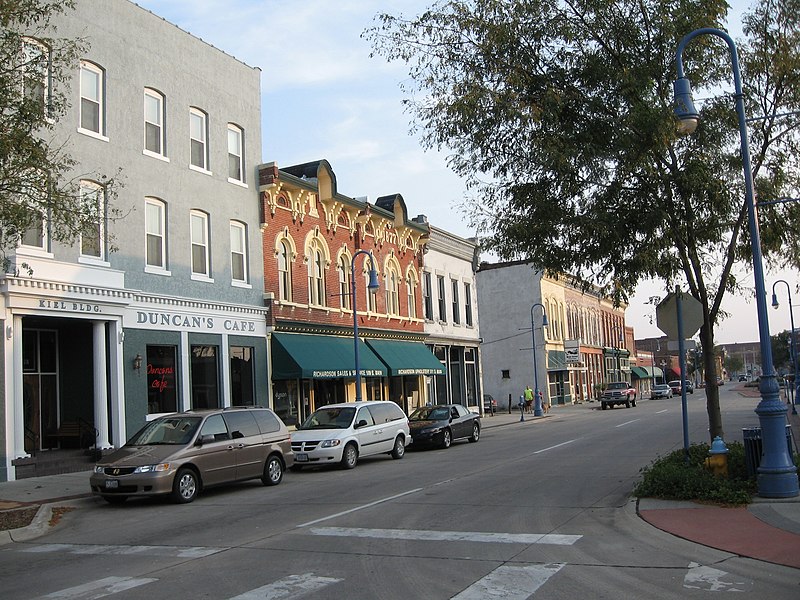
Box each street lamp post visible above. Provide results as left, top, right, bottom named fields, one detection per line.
left=530, top=303, right=549, bottom=417
left=772, top=280, right=798, bottom=415
left=351, top=249, right=380, bottom=403
left=674, top=27, right=799, bottom=497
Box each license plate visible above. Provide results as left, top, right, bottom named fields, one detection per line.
left=295, top=453, right=308, bottom=462
left=104, top=480, right=119, bottom=489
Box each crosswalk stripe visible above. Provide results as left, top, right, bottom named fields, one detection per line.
left=227, top=573, right=343, bottom=600
left=309, top=527, right=581, bottom=545
left=23, top=543, right=224, bottom=558
left=36, top=576, right=157, bottom=599
left=451, top=563, right=565, bottom=599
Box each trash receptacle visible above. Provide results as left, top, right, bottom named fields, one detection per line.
left=742, top=425, right=793, bottom=478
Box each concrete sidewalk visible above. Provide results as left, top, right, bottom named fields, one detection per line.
left=2, top=399, right=799, bottom=571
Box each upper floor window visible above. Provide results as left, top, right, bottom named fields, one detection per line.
left=79, top=180, right=104, bottom=260
left=422, top=272, right=433, bottom=320
left=21, top=38, right=51, bottom=118
left=464, top=282, right=473, bottom=326
left=386, top=265, right=400, bottom=316
left=406, top=273, right=417, bottom=319
left=230, top=221, right=248, bottom=283
left=190, top=210, right=210, bottom=277
left=365, top=271, right=377, bottom=312
left=227, top=124, right=244, bottom=183
left=79, top=61, right=104, bottom=136
left=189, top=108, right=209, bottom=171
left=277, top=239, right=292, bottom=302
left=437, top=275, right=446, bottom=322
left=20, top=212, right=48, bottom=251
left=451, top=280, right=460, bottom=325
left=307, top=239, right=326, bottom=307
left=145, top=197, right=167, bottom=270
left=338, top=254, right=351, bottom=310
left=144, top=88, right=166, bottom=157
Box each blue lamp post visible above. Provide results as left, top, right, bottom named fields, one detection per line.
left=772, top=280, right=798, bottom=416
left=674, top=27, right=799, bottom=497
left=530, top=303, right=548, bottom=417
left=351, top=249, right=380, bottom=403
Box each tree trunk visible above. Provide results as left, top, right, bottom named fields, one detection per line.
left=699, top=323, right=723, bottom=440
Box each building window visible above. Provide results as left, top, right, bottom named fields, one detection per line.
left=407, top=273, right=417, bottom=319
left=230, top=221, right=247, bottom=283
left=191, top=345, right=219, bottom=409
left=230, top=346, right=255, bottom=406
left=423, top=272, right=433, bottom=320
left=277, top=239, right=292, bottom=302
left=437, top=275, right=446, bottom=322
left=386, top=266, right=400, bottom=316
left=465, top=282, right=473, bottom=326
left=308, top=240, right=326, bottom=307
left=21, top=38, right=51, bottom=118
left=190, top=210, right=210, bottom=277
left=144, top=88, right=166, bottom=157
left=366, top=272, right=377, bottom=312
left=145, top=197, right=166, bottom=269
left=338, top=254, right=351, bottom=310
left=79, top=61, right=104, bottom=135
left=189, top=107, right=209, bottom=171
left=227, top=124, right=244, bottom=183
left=79, top=180, right=104, bottom=260
left=146, top=345, right=177, bottom=414
left=20, top=212, right=48, bottom=251
left=451, top=280, right=460, bottom=325
left=502, top=370, right=510, bottom=379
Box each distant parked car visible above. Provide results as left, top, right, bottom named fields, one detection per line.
left=408, top=404, right=480, bottom=449
left=650, top=383, right=673, bottom=399
left=738, top=374, right=748, bottom=382
left=483, top=394, right=497, bottom=414
left=668, top=380, right=694, bottom=395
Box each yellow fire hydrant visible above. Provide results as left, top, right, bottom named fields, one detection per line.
left=704, top=436, right=729, bottom=477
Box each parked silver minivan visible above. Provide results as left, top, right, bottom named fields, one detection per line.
left=90, top=407, right=293, bottom=504
left=290, top=401, right=410, bottom=470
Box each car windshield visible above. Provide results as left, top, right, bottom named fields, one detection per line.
left=655, top=384, right=670, bottom=390
left=298, top=407, right=356, bottom=430
left=409, top=406, right=451, bottom=421
left=127, top=416, right=202, bottom=446
left=607, top=382, right=627, bottom=389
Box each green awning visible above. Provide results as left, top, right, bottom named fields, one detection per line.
left=631, top=366, right=664, bottom=379
left=365, top=339, right=446, bottom=376
left=271, top=333, right=387, bottom=379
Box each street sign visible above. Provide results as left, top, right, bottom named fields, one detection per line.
left=564, top=339, right=581, bottom=364
left=656, top=291, right=703, bottom=340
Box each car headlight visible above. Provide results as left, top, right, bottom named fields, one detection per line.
left=94, top=465, right=105, bottom=474
left=320, top=439, right=342, bottom=448
left=428, top=427, right=442, bottom=434
left=133, top=463, right=171, bottom=473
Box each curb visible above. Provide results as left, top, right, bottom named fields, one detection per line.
left=0, top=503, right=53, bottom=546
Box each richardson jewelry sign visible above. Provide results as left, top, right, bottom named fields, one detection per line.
left=564, top=339, right=581, bottom=364
left=125, top=308, right=266, bottom=335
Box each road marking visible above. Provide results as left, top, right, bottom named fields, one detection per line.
left=615, top=419, right=641, bottom=428
left=296, top=488, right=423, bottom=528
left=683, top=562, right=752, bottom=592
left=309, top=527, right=582, bottom=545
left=533, top=439, right=576, bottom=454
left=227, top=573, right=343, bottom=600
left=655, top=409, right=668, bottom=414
left=23, top=543, right=223, bottom=558
left=451, top=563, right=565, bottom=599
left=35, top=576, right=157, bottom=599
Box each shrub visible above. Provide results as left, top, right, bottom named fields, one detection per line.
left=633, top=442, right=757, bottom=506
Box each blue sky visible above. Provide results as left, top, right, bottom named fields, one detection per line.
left=132, top=0, right=797, bottom=345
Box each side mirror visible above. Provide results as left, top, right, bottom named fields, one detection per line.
left=195, top=434, right=215, bottom=446
left=356, top=419, right=369, bottom=429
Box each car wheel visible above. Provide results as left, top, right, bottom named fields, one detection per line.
left=601, top=401, right=607, bottom=410
left=171, top=467, right=199, bottom=504
left=391, top=435, right=406, bottom=459
left=469, top=423, right=480, bottom=443
left=440, top=428, right=452, bottom=449
left=262, top=454, right=284, bottom=486
left=103, top=496, right=126, bottom=505
left=341, top=442, right=358, bottom=469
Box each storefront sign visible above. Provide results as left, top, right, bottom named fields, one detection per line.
left=565, top=339, right=581, bottom=364
left=125, top=309, right=266, bottom=335
left=37, top=299, right=102, bottom=313
left=311, top=369, right=384, bottom=378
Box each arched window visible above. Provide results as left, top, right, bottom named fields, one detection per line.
left=338, top=253, right=351, bottom=310
left=145, top=197, right=167, bottom=270
left=79, top=61, right=105, bottom=136
left=406, top=270, right=418, bottom=319
left=277, top=239, right=292, bottom=302
left=308, top=239, right=326, bottom=306
left=386, top=265, right=400, bottom=315
left=79, top=180, right=105, bottom=261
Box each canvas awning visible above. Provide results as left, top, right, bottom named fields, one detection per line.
left=631, top=366, right=664, bottom=379
left=365, top=339, right=446, bottom=376
left=271, top=333, right=387, bottom=379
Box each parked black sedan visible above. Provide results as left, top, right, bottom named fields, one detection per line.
left=408, top=404, right=480, bottom=449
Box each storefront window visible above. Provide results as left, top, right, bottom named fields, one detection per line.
left=146, top=345, right=177, bottom=414
left=191, top=345, right=219, bottom=409
left=366, top=378, right=383, bottom=402
left=273, top=379, right=300, bottom=426
left=230, top=346, right=254, bottom=406
left=465, top=347, right=478, bottom=408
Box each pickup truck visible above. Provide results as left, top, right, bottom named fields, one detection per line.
left=600, top=381, right=637, bottom=410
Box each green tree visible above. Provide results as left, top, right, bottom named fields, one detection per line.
left=366, top=0, right=800, bottom=440
left=770, top=330, right=793, bottom=372
left=1, top=0, right=119, bottom=270
left=724, top=352, right=744, bottom=377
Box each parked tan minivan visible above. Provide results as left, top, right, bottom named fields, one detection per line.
left=90, top=407, right=293, bottom=504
